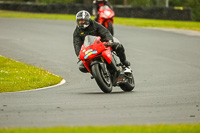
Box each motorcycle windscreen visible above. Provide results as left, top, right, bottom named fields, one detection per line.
left=84, top=35, right=99, bottom=47
left=100, top=5, right=110, bottom=10
left=83, top=35, right=100, bottom=60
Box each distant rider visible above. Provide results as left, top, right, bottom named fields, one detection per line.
left=92, top=0, right=113, bottom=22
left=73, top=10, right=130, bottom=72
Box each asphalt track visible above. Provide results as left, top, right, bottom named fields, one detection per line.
left=0, top=18, right=200, bottom=127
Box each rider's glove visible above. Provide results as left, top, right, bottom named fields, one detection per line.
left=103, top=40, right=113, bottom=47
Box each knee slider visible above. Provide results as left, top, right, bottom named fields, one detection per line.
left=79, top=64, right=88, bottom=73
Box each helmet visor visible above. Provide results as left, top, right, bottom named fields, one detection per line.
left=78, top=20, right=86, bottom=24
left=77, top=19, right=89, bottom=29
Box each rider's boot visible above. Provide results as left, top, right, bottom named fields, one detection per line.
left=122, top=60, right=131, bottom=67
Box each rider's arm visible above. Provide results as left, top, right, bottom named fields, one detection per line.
left=94, top=21, right=113, bottom=42
left=73, top=28, right=83, bottom=57
left=92, top=0, right=98, bottom=16
left=106, top=1, right=113, bottom=10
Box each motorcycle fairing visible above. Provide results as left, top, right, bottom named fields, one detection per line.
left=80, top=35, right=116, bottom=73
left=101, top=49, right=112, bottom=64
left=99, top=5, right=115, bottom=19
left=98, top=5, right=114, bottom=25
left=104, top=20, right=113, bottom=28
left=79, top=36, right=104, bottom=60
left=84, top=49, right=98, bottom=59
left=83, top=60, right=91, bottom=73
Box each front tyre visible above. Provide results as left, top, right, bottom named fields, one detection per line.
left=120, top=73, right=135, bottom=92
left=91, top=64, right=112, bottom=93
left=107, top=21, right=114, bottom=36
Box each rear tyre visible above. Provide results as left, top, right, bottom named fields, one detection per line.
left=92, top=64, right=112, bottom=93
left=107, top=21, right=114, bottom=36
left=119, top=73, right=135, bottom=92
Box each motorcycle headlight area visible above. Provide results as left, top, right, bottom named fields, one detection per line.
left=105, top=11, right=111, bottom=16
left=84, top=49, right=98, bottom=59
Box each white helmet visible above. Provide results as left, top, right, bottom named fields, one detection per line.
left=76, top=10, right=91, bottom=29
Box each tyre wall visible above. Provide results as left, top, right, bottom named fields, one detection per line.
left=0, top=2, right=192, bottom=21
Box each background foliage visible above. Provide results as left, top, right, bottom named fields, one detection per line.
left=1, top=0, right=200, bottom=21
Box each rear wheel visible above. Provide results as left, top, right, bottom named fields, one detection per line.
left=91, top=64, right=112, bottom=93
left=119, top=73, right=135, bottom=92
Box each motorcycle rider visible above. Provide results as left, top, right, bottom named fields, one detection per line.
left=92, top=0, right=113, bottom=22
left=73, top=10, right=130, bottom=72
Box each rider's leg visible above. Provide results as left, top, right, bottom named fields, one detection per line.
left=79, top=62, right=88, bottom=73
left=112, top=42, right=131, bottom=67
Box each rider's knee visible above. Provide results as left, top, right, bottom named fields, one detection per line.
left=113, top=42, right=125, bottom=53
left=79, top=63, right=88, bottom=73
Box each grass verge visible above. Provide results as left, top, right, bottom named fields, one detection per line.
left=0, top=55, right=63, bottom=92
left=0, top=124, right=200, bottom=133
left=115, top=17, right=200, bottom=31
left=0, top=10, right=200, bottom=31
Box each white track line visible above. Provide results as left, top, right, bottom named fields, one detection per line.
left=2, top=79, right=66, bottom=93
left=144, top=27, right=200, bottom=37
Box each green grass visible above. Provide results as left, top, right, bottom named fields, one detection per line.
left=115, top=17, right=200, bottom=31
left=0, top=10, right=75, bottom=20
left=0, top=9, right=200, bottom=31
left=0, top=124, right=200, bottom=133
left=0, top=55, right=63, bottom=92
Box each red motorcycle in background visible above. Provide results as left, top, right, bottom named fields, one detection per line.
left=98, top=5, right=115, bottom=35
left=79, top=35, right=135, bottom=93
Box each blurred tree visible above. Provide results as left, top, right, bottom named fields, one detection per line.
left=83, top=0, right=91, bottom=4
left=169, top=0, right=200, bottom=21
left=1, top=0, right=198, bottom=21
left=39, top=0, right=76, bottom=4
left=109, top=0, right=123, bottom=5
left=169, top=0, right=187, bottom=6
left=74, top=0, right=83, bottom=4
left=129, top=0, right=153, bottom=6
left=183, top=0, right=200, bottom=21
left=124, top=0, right=128, bottom=5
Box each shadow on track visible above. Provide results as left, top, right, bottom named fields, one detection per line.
left=78, top=90, right=135, bottom=95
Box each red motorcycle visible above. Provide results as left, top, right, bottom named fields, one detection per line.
left=79, top=35, right=135, bottom=93
left=98, top=5, right=115, bottom=35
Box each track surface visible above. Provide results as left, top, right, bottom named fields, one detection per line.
left=0, top=18, right=200, bottom=127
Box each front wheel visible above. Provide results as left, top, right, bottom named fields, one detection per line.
left=107, top=21, right=114, bottom=36
left=91, top=63, right=112, bottom=93
left=119, top=73, right=135, bottom=92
